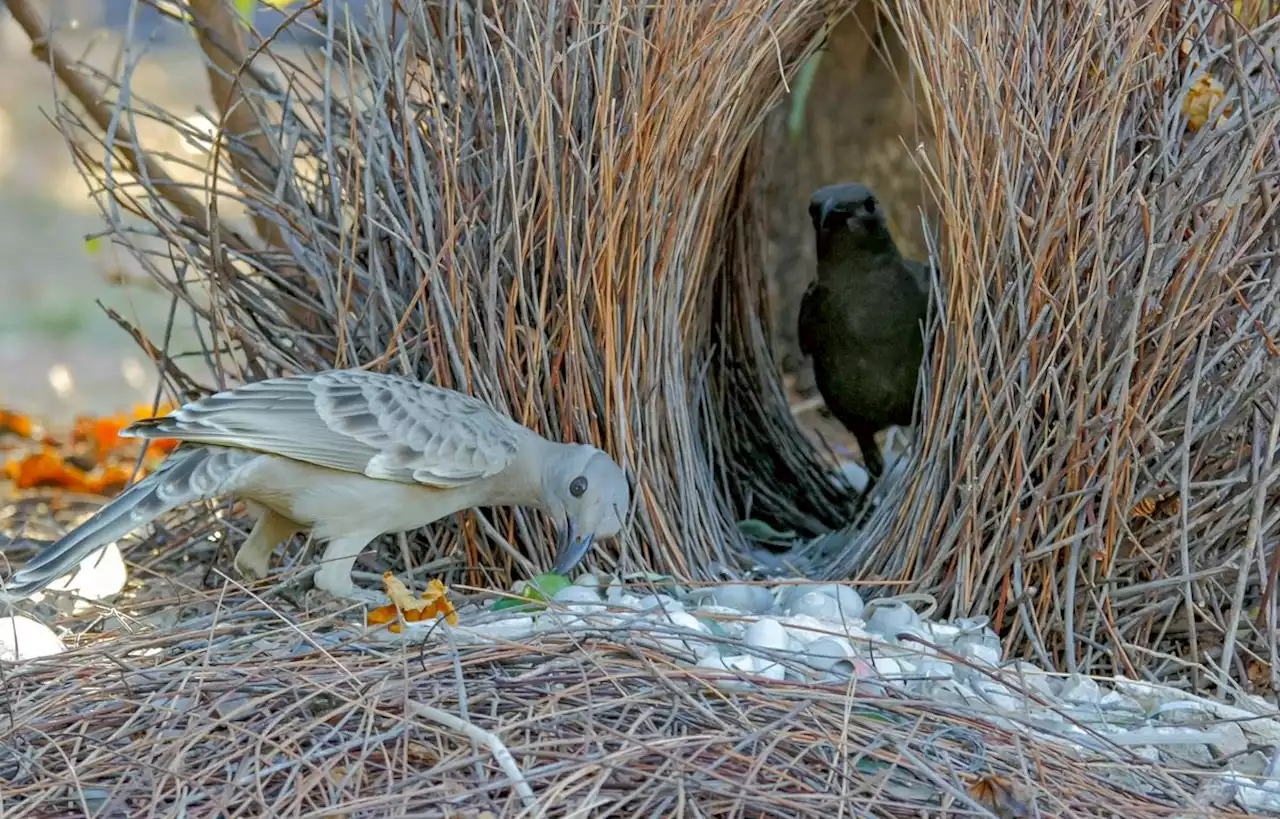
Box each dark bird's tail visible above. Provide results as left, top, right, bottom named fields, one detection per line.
left=1, top=445, right=253, bottom=600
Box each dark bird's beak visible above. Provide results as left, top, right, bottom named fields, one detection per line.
left=819, top=198, right=837, bottom=226
left=553, top=522, right=595, bottom=575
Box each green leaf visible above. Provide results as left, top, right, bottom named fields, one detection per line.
left=787, top=50, right=824, bottom=142
left=526, top=572, right=571, bottom=600
left=737, top=518, right=798, bottom=545
left=491, top=572, right=572, bottom=612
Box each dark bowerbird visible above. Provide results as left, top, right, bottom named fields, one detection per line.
left=798, top=182, right=932, bottom=481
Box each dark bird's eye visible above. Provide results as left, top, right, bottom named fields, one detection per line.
left=569, top=476, right=588, bottom=497
left=863, top=197, right=877, bottom=214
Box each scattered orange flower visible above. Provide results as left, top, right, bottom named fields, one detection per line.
left=3, top=447, right=143, bottom=496
left=72, top=414, right=134, bottom=455
left=0, top=409, right=35, bottom=440
left=70, top=403, right=179, bottom=457
left=5, top=447, right=80, bottom=490
left=368, top=574, right=459, bottom=632
left=2, top=403, right=180, bottom=498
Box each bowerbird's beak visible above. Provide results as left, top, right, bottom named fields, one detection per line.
left=552, top=521, right=595, bottom=575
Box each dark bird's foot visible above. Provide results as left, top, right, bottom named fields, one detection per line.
left=856, top=432, right=885, bottom=488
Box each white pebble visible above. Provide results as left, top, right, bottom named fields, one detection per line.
left=0, top=616, right=65, bottom=662
left=552, top=585, right=603, bottom=605
left=572, top=573, right=600, bottom=588
left=744, top=617, right=789, bottom=654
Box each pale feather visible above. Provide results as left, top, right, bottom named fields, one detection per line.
left=121, top=369, right=528, bottom=488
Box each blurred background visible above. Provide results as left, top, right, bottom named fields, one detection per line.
left=0, top=0, right=932, bottom=424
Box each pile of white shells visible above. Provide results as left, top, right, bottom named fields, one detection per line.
left=407, top=575, right=1280, bottom=815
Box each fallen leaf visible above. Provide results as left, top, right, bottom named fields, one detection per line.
left=1183, top=73, right=1230, bottom=131
left=4, top=448, right=89, bottom=491
left=368, top=574, right=459, bottom=632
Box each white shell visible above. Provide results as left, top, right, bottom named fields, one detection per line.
left=808, top=584, right=865, bottom=620
left=553, top=585, right=603, bottom=605
left=835, top=461, right=870, bottom=493
left=699, top=583, right=775, bottom=614
left=0, top=615, right=65, bottom=662
left=865, top=600, right=922, bottom=639
left=751, top=656, right=787, bottom=682
left=657, top=611, right=715, bottom=658
left=802, top=637, right=856, bottom=673
left=462, top=616, right=535, bottom=642
left=962, top=642, right=1002, bottom=667
left=744, top=617, right=789, bottom=654
left=1059, top=673, right=1103, bottom=705
left=915, top=659, right=955, bottom=682
left=633, top=594, right=682, bottom=612
left=779, top=613, right=834, bottom=645
left=785, top=591, right=841, bottom=621
left=871, top=656, right=912, bottom=680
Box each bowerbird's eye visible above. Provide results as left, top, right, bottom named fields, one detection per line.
left=569, top=476, right=588, bottom=497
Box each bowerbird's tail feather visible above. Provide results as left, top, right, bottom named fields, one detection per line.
left=1, top=445, right=258, bottom=600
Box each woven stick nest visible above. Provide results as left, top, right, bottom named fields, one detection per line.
left=0, top=590, right=1254, bottom=817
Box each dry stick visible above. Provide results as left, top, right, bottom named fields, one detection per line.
left=186, top=0, right=324, bottom=338
left=406, top=699, right=539, bottom=815
left=3, top=0, right=242, bottom=247
left=1221, top=403, right=1280, bottom=695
